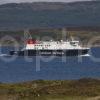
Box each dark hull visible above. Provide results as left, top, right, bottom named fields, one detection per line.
left=9, top=49, right=89, bottom=56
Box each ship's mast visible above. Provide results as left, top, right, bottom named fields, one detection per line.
left=62, top=28, right=67, bottom=41
left=24, top=29, right=32, bottom=48
left=24, top=29, right=32, bottom=39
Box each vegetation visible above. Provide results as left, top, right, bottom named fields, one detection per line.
left=0, top=1, right=100, bottom=30
left=0, top=78, right=100, bottom=100
left=0, top=30, right=100, bottom=46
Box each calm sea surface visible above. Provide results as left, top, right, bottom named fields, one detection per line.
left=0, top=47, right=100, bottom=83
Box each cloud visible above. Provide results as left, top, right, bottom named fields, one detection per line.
left=0, top=0, right=92, bottom=4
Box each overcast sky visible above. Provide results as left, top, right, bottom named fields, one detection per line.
left=0, top=0, right=92, bottom=4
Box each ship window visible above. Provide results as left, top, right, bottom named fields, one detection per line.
left=70, top=42, right=77, bottom=46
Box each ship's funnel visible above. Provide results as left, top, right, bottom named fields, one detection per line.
left=27, top=39, right=36, bottom=44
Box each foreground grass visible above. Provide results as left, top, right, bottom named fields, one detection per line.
left=0, top=78, right=100, bottom=100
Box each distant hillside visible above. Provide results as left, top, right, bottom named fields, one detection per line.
left=0, top=1, right=100, bottom=30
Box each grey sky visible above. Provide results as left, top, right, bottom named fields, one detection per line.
left=0, top=0, right=92, bottom=4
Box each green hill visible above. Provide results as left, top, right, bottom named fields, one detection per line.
left=0, top=1, right=100, bottom=30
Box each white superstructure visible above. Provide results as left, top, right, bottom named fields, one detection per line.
left=24, top=39, right=88, bottom=50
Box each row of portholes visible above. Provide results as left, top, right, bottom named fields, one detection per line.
left=34, top=45, right=50, bottom=47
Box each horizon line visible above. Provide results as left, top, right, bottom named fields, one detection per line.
left=0, top=0, right=94, bottom=5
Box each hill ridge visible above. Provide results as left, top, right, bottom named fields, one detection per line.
left=0, top=1, right=100, bottom=30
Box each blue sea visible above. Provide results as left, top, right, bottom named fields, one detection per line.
left=0, top=47, right=100, bottom=83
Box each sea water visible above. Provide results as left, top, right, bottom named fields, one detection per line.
left=0, top=47, right=100, bottom=83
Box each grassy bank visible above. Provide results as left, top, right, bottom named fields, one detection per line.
left=0, top=78, right=100, bottom=100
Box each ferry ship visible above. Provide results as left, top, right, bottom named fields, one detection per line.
left=9, top=38, right=90, bottom=56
